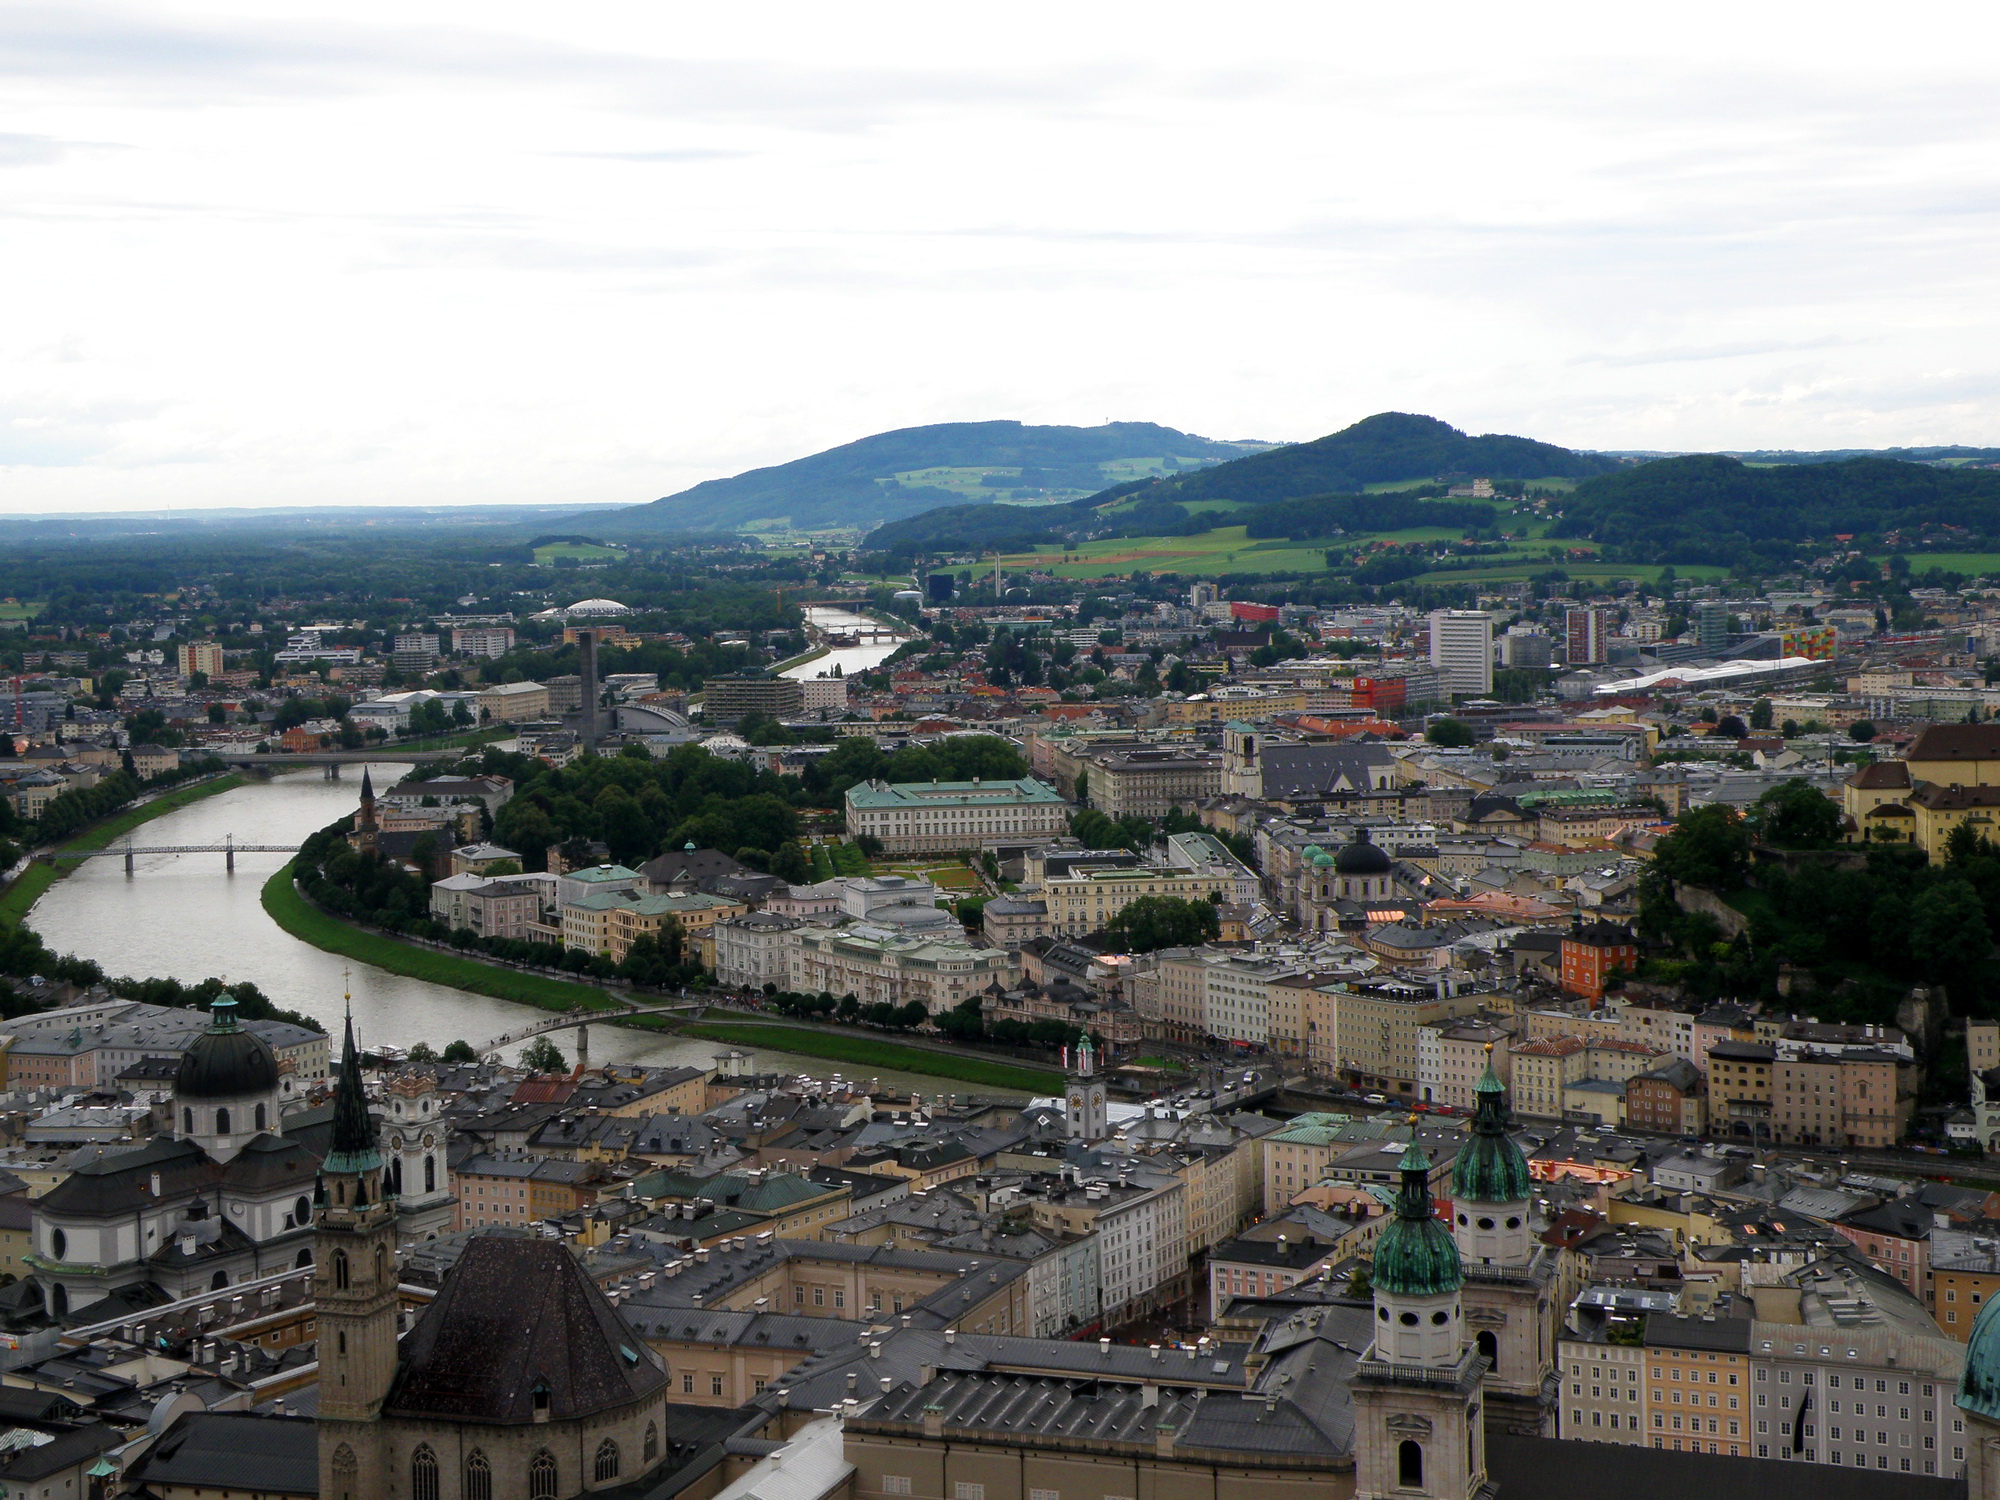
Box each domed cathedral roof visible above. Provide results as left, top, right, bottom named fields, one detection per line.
left=1334, top=826, right=1392, bottom=876
left=1451, top=1053, right=1532, bottom=1205
left=174, top=997, right=279, bottom=1100
left=1372, top=1140, right=1463, bottom=1298
left=385, top=1236, right=667, bottom=1424
left=1961, top=1293, right=2000, bottom=1421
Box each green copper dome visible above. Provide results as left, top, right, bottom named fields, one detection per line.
left=1451, top=1056, right=1532, bottom=1205
left=1373, top=1141, right=1462, bottom=1298
left=1961, top=1293, right=2000, bottom=1420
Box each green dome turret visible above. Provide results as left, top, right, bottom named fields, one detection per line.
left=1373, top=1140, right=1462, bottom=1298
left=1962, top=1293, right=2000, bottom=1420
left=1451, top=1052, right=1532, bottom=1205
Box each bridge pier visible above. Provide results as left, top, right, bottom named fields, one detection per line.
left=225, top=835, right=235, bottom=875
left=124, top=847, right=134, bottom=876
left=575, top=1024, right=588, bottom=1070
left=323, top=763, right=341, bottom=781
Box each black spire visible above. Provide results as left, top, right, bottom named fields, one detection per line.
left=359, top=766, right=374, bottom=800
left=325, top=1013, right=381, bottom=1175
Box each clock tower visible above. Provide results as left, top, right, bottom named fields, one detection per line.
left=1064, top=1034, right=1108, bottom=1141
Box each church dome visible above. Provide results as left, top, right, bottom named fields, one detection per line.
left=1334, top=827, right=1392, bottom=876
left=1962, top=1294, right=2000, bottom=1420
left=174, top=997, right=279, bottom=1100
left=1452, top=1057, right=1532, bottom=1204
left=1373, top=1141, right=1463, bottom=1297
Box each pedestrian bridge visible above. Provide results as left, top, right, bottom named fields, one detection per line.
left=478, top=993, right=708, bottom=1066
left=52, top=835, right=299, bottom=873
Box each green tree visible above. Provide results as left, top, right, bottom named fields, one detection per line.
left=769, top=841, right=813, bottom=884
left=406, top=1041, right=438, bottom=1063
left=520, top=1036, right=567, bottom=1073
left=1651, top=804, right=1752, bottom=890
left=1103, top=895, right=1222, bottom=952
left=1749, top=697, right=1774, bottom=730
left=1849, top=720, right=1878, bottom=743
left=1911, top=880, right=1992, bottom=991
left=1424, top=717, right=1475, bottom=748
left=1748, top=779, right=1842, bottom=849
left=442, top=1039, right=477, bottom=1063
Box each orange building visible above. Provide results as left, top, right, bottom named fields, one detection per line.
left=1560, top=921, right=1638, bottom=1000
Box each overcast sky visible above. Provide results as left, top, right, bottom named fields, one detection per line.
left=4, top=2, right=2000, bottom=513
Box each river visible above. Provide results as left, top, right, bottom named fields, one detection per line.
left=782, top=605, right=913, bottom=681
left=24, top=767, right=948, bottom=1088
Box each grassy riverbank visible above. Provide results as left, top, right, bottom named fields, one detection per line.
left=260, top=863, right=614, bottom=1013
left=0, top=773, right=247, bottom=928
left=677, top=1021, right=1061, bottom=1094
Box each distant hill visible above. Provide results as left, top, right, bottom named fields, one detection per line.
left=1555, top=455, right=2000, bottom=566
left=862, top=412, right=1618, bottom=555
left=1102, top=412, right=1622, bottom=508
left=597, top=421, right=1264, bottom=535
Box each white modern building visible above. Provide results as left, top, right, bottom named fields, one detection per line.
left=1428, top=609, right=1495, bottom=697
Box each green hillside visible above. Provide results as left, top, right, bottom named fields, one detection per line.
left=599, top=421, right=1265, bottom=535
left=862, top=412, right=1618, bottom=557
left=1104, top=412, right=1621, bottom=507
left=1554, top=455, right=2000, bottom=567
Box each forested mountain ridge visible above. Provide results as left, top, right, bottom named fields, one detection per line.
left=861, top=411, right=1618, bottom=555
left=1553, top=455, right=2000, bottom=566
left=1090, top=411, right=1621, bottom=508
left=598, top=420, right=1260, bottom=535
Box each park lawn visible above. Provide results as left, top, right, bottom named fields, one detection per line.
left=533, top=541, right=626, bottom=564
left=260, top=864, right=615, bottom=1014
left=0, top=600, right=41, bottom=620
left=0, top=862, right=58, bottom=929
left=677, top=1021, right=1061, bottom=1093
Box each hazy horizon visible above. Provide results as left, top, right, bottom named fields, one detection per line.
left=5, top=3, right=2000, bottom=515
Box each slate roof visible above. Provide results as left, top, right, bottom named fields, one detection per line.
left=386, top=1236, right=667, bottom=1424
left=1257, top=743, right=1395, bottom=801
left=125, top=1412, right=318, bottom=1495
left=1488, top=1432, right=1962, bottom=1500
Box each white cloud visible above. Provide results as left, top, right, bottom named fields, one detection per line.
left=2, top=0, right=1999, bottom=511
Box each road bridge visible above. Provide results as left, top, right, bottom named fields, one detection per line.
left=214, top=749, right=474, bottom=777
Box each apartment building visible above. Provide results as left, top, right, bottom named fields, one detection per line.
left=1427, top=1022, right=1512, bottom=1112
left=844, top=777, right=1070, bottom=854
left=1427, top=608, right=1494, bottom=697
left=1327, top=979, right=1486, bottom=1095
left=1511, top=1037, right=1588, bottom=1119
left=561, top=889, right=747, bottom=962
left=1023, top=1173, right=1188, bottom=1325
left=477, top=679, right=551, bottom=723
left=1038, top=860, right=1242, bottom=939
left=176, top=641, right=225, bottom=677
left=454, top=1153, right=604, bottom=1231
left=1558, top=1332, right=1648, bottom=1445
left=1774, top=1048, right=1913, bottom=1148
left=451, top=626, right=516, bottom=658
left=702, top=673, right=804, bottom=726
left=1262, top=1115, right=1351, bottom=1207
left=788, top=925, right=1018, bottom=1013
left=712, top=912, right=804, bottom=989
left=1709, top=1040, right=1776, bottom=1139
left=1081, top=746, right=1223, bottom=819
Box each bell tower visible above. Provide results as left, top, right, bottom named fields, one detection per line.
left=1064, top=1034, right=1108, bottom=1141
left=315, top=1014, right=399, bottom=1500
left=1352, top=1139, right=1489, bottom=1500
left=1452, top=1050, right=1560, bottom=1438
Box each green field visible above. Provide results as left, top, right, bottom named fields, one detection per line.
left=1001, top=524, right=1573, bottom=580
left=873, top=856, right=982, bottom=891
left=1409, top=560, right=1728, bottom=585
left=891, top=456, right=1203, bottom=507
left=677, top=1021, right=1060, bottom=1093
left=261, top=864, right=616, bottom=1013
left=1876, top=553, right=2000, bottom=576
left=0, top=863, right=57, bottom=929
left=0, top=600, right=41, bottom=621
left=533, top=541, right=626, bottom=565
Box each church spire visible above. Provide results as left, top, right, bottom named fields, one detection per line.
left=325, top=1013, right=381, bottom=1176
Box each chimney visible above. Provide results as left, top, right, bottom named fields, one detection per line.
left=945, top=1328, right=957, bottom=1345
left=1100, top=1338, right=1112, bottom=1358
left=880, top=1376, right=894, bottom=1394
